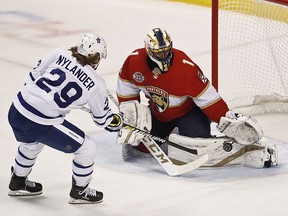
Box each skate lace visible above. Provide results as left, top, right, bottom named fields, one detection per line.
left=25, top=179, right=36, bottom=188
left=79, top=187, right=97, bottom=197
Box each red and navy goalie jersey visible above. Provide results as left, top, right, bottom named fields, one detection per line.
left=116, top=48, right=229, bottom=123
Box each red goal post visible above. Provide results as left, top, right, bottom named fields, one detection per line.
left=212, top=0, right=288, bottom=114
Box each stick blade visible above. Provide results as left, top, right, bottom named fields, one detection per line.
left=167, top=154, right=209, bottom=176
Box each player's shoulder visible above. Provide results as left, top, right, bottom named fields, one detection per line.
left=171, top=48, right=204, bottom=82
left=127, top=48, right=146, bottom=59
left=173, top=48, right=194, bottom=62
left=122, top=48, right=146, bottom=67
left=42, top=48, right=70, bottom=61
left=173, top=48, right=199, bottom=69
left=172, top=48, right=187, bottom=56
left=88, top=67, right=106, bottom=84
left=47, top=48, right=69, bottom=55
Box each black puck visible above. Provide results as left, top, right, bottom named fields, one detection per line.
left=223, top=143, right=233, bottom=152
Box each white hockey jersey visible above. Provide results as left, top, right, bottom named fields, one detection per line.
left=13, top=48, right=114, bottom=127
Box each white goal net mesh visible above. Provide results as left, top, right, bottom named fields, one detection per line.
left=217, top=0, right=288, bottom=114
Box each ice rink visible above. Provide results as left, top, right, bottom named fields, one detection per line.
left=1, top=0, right=288, bottom=215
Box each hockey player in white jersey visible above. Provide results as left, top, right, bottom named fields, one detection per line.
left=7, top=33, right=123, bottom=204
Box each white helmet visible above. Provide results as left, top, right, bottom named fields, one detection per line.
left=77, top=33, right=107, bottom=59
left=144, top=28, right=173, bottom=72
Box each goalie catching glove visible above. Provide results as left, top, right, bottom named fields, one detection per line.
left=105, top=113, right=123, bottom=132
left=116, top=100, right=152, bottom=146
left=217, top=111, right=263, bottom=145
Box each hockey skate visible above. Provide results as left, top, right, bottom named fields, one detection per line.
left=8, top=167, right=43, bottom=196
left=122, top=143, right=152, bottom=161
left=69, top=178, right=103, bottom=204
left=263, top=143, right=279, bottom=168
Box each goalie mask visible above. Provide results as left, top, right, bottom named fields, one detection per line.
left=77, top=33, right=107, bottom=69
left=144, top=28, right=173, bottom=72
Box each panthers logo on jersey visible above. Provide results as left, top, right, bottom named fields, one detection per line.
left=146, top=86, right=169, bottom=112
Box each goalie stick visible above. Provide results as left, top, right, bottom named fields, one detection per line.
left=81, top=107, right=209, bottom=176
left=80, top=106, right=204, bottom=155
left=81, top=98, right=222, bottom=155
left=105, top=91, right=223, bottom=155
left=142, top=137, right=209, bottom=176
left=82, top=92, right=212, bottom=176
left=122, top=123, right=222, bottom=155
left=81, top=105, right=208, bottom=175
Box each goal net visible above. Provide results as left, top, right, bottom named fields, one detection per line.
left=212, top=0, right=288, bottom=114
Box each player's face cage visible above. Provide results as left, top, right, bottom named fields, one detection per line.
left=150, top=45, right=172, bottom=61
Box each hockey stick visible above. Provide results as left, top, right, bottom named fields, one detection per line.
left=105, top=91, right=222, bottom=155
left=81, top=105, right=208, bottom=175
left=142, top=137, right=208, bottom=176
left=80, top=106, right=198, bottom=154
left=109, top=91, right=211, bottom=175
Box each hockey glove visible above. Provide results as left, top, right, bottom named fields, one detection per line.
left=105, top=113, right=123, bottom=132
left=217, top=111, right=263, bottom=145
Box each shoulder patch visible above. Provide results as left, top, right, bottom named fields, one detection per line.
left=133, top=71, right=145, bottom=83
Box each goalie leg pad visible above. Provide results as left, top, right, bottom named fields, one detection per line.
left=168, top=134, right=244, bottom=167
left=168, top=135, right=279, bottom=169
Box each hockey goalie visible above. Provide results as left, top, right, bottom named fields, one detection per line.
left=117, top=100, right=278, bottom=169
left=115, top=27, right=278, bottom=171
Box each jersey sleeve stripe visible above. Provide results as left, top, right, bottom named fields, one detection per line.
left=93, top=113, right=113, bottom=126
left=193, top=84, right=222, bottom=108
left=29, top=72, right=36, bottom=81
left=200, top=97, right=222, bottom=109
left=91, top=109, right=111, bottom=119
left=194, top=82, right=210, bottom=99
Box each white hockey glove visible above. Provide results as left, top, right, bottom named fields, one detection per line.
left=116, top=100, right=152, bottom=146
left=217, top=111, right=263, bottom=145
left=105, top=113, right=123, bottom=132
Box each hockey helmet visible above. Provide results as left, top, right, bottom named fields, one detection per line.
left=77, top=33, right=107, bottom=59
left=144, top=28, right=173, bottom=72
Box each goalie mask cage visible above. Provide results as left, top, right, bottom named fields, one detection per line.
left=212, top=0, right=288, bottom=114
